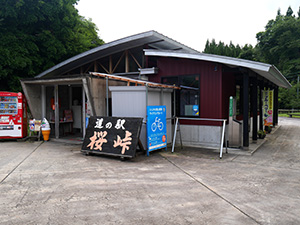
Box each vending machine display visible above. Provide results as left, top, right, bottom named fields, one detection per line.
left=0, top=92, right=27, bottom=139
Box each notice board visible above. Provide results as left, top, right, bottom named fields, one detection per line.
left=147, top=105, right=167, bottom=155
left=82, top=116, right=143, bottom=158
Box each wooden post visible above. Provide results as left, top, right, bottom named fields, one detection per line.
left=94, top=61, right=98, bottom=72
left=252, top=77, right=258, bottom=141
left=274, top=86, right=278, bottom=126
left=41, top=85, right=46, bottom=119
left=125, top=50, right=129, bottom=73
left=54, top=85, right=59, bottom=139
left=259, top=80, right=263, bottom=130
left=109, top=56, right=112, bottom=74
left=82, top=86, right=86, bottom=139
left=243, top=72, right=249, bottom=147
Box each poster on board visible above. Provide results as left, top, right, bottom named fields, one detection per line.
left=81, top=116, right=143, bottom=158
left=147, top=105, right=167, bottom=155
left=262, top=89, right=273, bottom=126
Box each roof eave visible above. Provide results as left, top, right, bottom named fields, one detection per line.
left=144, top=49, right=292, bottom=89
left=35, top=31, right=199, bottom=79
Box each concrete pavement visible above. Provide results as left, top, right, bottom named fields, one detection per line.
left=0, top=117, right=299, bottom=224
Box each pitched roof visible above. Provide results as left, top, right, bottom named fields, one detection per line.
left=35, top=30, right=198, bottom=78
left=35, top=30, right=291, bottom=89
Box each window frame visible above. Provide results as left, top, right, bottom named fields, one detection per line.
left=161, top=74, right=200, bottom=117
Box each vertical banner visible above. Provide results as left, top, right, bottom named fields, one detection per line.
left=262, top=89, right=273, bottom=126
left=147, top=106, right=167, bottom=155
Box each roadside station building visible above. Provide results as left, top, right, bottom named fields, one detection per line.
left=21, top=31, right=291, bottom=149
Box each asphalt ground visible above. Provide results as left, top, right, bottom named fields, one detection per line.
left=0, top=117, right=299, bottom=224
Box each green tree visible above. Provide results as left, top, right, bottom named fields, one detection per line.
left=256, top=6, right=300, bottom=109
left=203, top=39, right=255, bottom=60
left=278, top=81, right=300, bottom=109
left=286, top=6, right=294, bottom=17
left=238, top=44, right=257, bottom=61
left=256, top=7, right=300, bottom=78
left=0, top=0, right=104, bottom=91
left=204, top=6, right=300, bottom=109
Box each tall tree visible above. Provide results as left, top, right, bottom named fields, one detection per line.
left=203, top=39, right=255, bottom=60
left=0, top=0, right=104, bottom=91
left=286, top=6, right=294, bottom=17
left=256, top=6, right=300, bottom=109
left=204, top=6, right=300, bottom=109
left=256, top=7, right=300, bottom=78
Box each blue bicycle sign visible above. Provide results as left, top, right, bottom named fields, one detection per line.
left=147, top=105, right=167, bottom=155
left=151, top=117, right=164, bottom=132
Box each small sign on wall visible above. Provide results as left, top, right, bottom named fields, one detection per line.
left=81, top=116, right=143, bottom=158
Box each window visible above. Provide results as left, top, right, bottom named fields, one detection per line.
left=162, top=75, right=200, bottom=117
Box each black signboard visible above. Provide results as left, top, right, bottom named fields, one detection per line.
left=81, top=116, right=143, bottom=158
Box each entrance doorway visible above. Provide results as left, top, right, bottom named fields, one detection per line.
left=44, top=84, right=86, bottom=141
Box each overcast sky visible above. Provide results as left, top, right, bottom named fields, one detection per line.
left=76, top=0, right=299, bottom=51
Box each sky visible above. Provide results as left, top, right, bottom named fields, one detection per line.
left=76, top=0, right=300, bottom=52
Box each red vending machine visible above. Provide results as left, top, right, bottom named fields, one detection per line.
left=0, top=92, right=27, bottom=139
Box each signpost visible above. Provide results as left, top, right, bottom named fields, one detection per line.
left=81, top=116, right=142, bottom=158
left=146, top=105, right=167, bottom=156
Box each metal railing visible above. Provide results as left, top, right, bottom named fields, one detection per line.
left=278, top=109, right=300, bottom=114
left=172, top=117, right=227, bottom=159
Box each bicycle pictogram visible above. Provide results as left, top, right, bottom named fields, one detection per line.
left=151, top=117, right=164, bottom=132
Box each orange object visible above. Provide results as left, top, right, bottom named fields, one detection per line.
left=42, top=128, right=51, bottom=141
left=51, top=97, right=61, bottom=110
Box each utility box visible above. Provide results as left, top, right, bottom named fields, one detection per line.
left=109, top=86, right=173, bottom=150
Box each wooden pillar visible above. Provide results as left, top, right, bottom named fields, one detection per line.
left=125, top=50, right=129, bottom=73
left=243, top=72, right=249, bottom=147
left=109, top=56, right=112, bottom=74
left=274, top=86, right=279, bottom=126
left=82, top=87, right=86, bottom=139
left=259, top=81, right=263, bottom=130
left=252, top=77, right=258, bottom=140
left=94, top=61, right=98, bottom=72
left=41, top=85, right=46, bottom=119
left=54, top=85, right=59, bottom=139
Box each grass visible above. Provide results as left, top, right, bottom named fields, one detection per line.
left=279, top=113, right=300, bottom=118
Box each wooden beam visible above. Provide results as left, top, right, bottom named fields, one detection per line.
left=112, top=51, right=125, bottom=73
left=84, top=62, right=94, bottom=74
left=129, top=50, right=142, bottom=68
left=90, top=72, right=181, bottom=90
left=98, top=62, right=109, bottom=74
